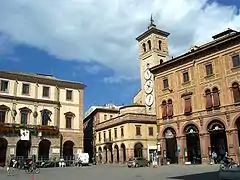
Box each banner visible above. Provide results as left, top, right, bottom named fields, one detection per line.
left=20, top=129, right=30, bottom=141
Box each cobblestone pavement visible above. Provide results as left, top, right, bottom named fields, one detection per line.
left=0, top=164, right=221, bottom=180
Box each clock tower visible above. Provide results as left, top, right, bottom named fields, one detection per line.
left=135, top=16, right=170, bottom=114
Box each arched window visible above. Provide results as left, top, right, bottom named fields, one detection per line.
left=142, top=43, right=146, bottom=52
left=167, top=99, right=173, bottom=118
left=205, top=89, right=212, bottom=109
left=232, top=82, right=240, bottom=103
left=212, top=87, right=220, bottom=107
left=158, top=40, right=162, bottom=50
left=19, top=107, right=32, bottom=125
left=160, top=59, right=164, bottom=64
left=64, top=112, right=75, bottom=129
left=161, top=101, right=167, bottom=119
left=40, top=109, right=52, bottom=126
left=147, top=40, right=151, bottom=50
left=0, top=105, right=10, bottom=123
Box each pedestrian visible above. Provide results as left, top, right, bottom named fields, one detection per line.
left=212, top=151, right=217, bottom=164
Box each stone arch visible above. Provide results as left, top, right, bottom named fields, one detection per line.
left=134, top=142, right=143, bottom=158
left=204, top=117, right=227, bottom=132
left=232, top=114, right=240, bottom=129
left=38, top=139, right=51, bottom=161
left=114, top=144, right=119, bottom=163
left=120, top=143, right=126, bottom=163
left=19, top=107, right=32, bottom=113
left=16, top=139, right=31, bottom=158
left=181, top=121, right=200, bottom=135
left=0, top=105, right=10, bottom=111
left=161, top=126, right=178, bottom=138
left=63, top=140, right=74, bottom=160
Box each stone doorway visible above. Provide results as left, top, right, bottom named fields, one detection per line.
left=63, top=140, right=74, bottom=160
left=0, top=138, right=8, bottom=166
left=114, top=144, right=119, bottom=163
left=134, top=142, right=143, bottom=157
left=184, top=124, right=201, bottom=164
left=38, top=139, right=51, bottom=161
left=164, top=128, right=177, bottom=164
left=208, top=120, right=227, bottom=163
left=120, top=143, right=126, bottom=163
left=16, top=140, right=31, bottom=159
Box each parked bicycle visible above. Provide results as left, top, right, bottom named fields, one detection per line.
left=25, top=165, right=40, bottom=174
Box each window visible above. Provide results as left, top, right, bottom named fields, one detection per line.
left=0, top=110, right=6, bottom=123
left=22, top=83, right=30, bottom=95
left=232, top=54, right=240, bottom=67
left=135, top=125, right=141, bottom=136
left=142, top=43, right=146, bottom=52
left=205, top=89, right=213, bottom=109
left=0, top=80, right=9, bottom=93
left=42, top=86, right=50, bottom=97
left=183, top=71, right=189, bottom=83
left=232, top=82, right=240, bottom=103
left=161, top=101, right=167, bottom=119
left=148, top=127, right=154, bottom=136
left=108, top=129, right=112, bottom=141
left=147, top=40, right=151, bottom=50
left=212, top=87, right=220, bottom=108
left=158, top=40, right=162, bottom=50
left=184, top=98, right=192, bottom=115
left=41, top=109, right=52, bottom=125
left=163, top=79, right=169, bottom=89
left=66, top=90, right=73, bottom=100
left=66, top=116, right=72, bottom=128
left=103, top=131, right=106, bottom=140
left=98, top=132, right=101, bottom=141
left=114, top=128, right=117, bottom=139
left=20, top=111, right=28, bottom=125
left=205, top=64, right=213, bottom=76
left=167, top=99, right=173, bottom=118
left=110, top=115, right=113, bottom=119
left=104, top=114, right=107, bottom=120
left=120, top=126, right=124, bottom=137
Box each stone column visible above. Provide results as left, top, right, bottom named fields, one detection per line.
left=107, top=149, right=112, bottom=163
left=199, top=133, right=210, bottom=164
left=226, top=129, right=239, bottom=162
left=176, top=136, right=186, bottom=164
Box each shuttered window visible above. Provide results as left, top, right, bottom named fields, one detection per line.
left=167, top=99, right=173, bottom=118
left=184, top=98, right=192, bottom=114
left=161, top=101, right=167, bottom=119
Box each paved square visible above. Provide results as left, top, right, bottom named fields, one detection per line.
left=0, top=164, right=220, bottom=180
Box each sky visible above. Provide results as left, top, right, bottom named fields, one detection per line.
left=0, top=0, right=240, bottom=114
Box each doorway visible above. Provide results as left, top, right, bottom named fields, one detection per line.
left=164, top=128, right=177, bottom=164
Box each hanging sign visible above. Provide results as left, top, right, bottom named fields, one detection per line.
left=20, top=129, right=30, bottom=141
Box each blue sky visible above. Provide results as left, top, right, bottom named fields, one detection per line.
left=0, top=0, right=240, bottom=113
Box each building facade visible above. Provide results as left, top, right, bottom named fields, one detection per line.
left=84, top=104, right=157, bottom=164
left=0, top=71, right=85, bottom=166
left=149, top=28, right=240, bottom=164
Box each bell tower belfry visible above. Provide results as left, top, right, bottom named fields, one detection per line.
left=135, top=16, right=170, bottom=114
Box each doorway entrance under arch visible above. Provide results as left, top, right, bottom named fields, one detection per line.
left=38, top=139, right=51, bottom=161
left=16, top=140, right=31, bottom=159
left=0, top=138, right=8, bottom=166
left=164, top=128, right=177, bottom=164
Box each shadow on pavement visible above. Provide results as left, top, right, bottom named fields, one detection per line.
left=168, top=171, right=219, bottom=180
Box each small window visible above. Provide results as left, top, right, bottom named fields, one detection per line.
left=205, top=64, right=213, bottom=76
left=147, top=40, right=151, bottom=50
left=0, top=80, right=9, bottom=93
left=66, top=90, right=73, bottom=100
left=20, top=111, right=28, bottom=125
left=103, top=131, right=106, bottom=140
left=121, top=126, right=124, bottom=137
left=114, top=128, right=117, bottom=138
left=136, top=125, right=141, bottom=136
left=142, top=43, right=146, bottom=52
left=98, top=132, right=101, bottom=141
left=110, top=115, right=113, bottom=119
left=232, top=54, right=240, bottom=67
left=163, top=79, right=169, bottom=89
left=108, top=129, right=112, bottom=140
left=158, top=40, right=162, bottom=50
left=183, top=71, right=189, bottom=83
left=42, top=86, right=50, bottom=97
left=66, top=116, right=72, bottom=128
left=148, top=127, right=154, bottom=136
left=22, top=83, right=30, bottom=95
left=104, top=114, right=107, bottom=120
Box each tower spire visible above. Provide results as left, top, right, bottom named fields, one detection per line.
left=148, top=14, right=156, bottom=29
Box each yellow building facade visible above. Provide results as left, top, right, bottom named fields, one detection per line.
left=0, top=71, right=85, bottom=166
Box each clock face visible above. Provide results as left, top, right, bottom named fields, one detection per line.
left=145, top=94, right=154, bottom=106
left=144, top=69, right=152, bottom=80
left=144, top=80, right=153, bottom=94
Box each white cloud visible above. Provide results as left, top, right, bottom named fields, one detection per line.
left=0, top=0, right=239, bottom=82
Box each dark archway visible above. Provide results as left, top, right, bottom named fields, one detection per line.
left=164, top=128, right=178, bottom=164
left=103, top=146, right=107, bottom=163
left=207, top=120, right=227, bottom=163
left=0, top=138, right=8, bottom=167
left=235, top=117, right=240, bottom=161
left=16, top=140, right=31, bottom=159
left=38, top=139, right=51, bottom=161
left=120, top=143, right=126, bottom=163
left=184, top=124, right=202, bottom=164
left=114, top=145, right=119, bottom=163
left=98, top=147, right=102, bottom=163
left=134, top=142, right=143, bottom=158
left=63, top=140, right=74, bottom=160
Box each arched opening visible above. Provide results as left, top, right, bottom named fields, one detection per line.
left=0, top=105, right=10, bottom=123
left=232, top=82, right=240, bottom=103
left=103, top=146, right=107, bottom=163
left=158, top=40, right=162, bottom=50
left=98, top=147, right=102, bottom=163
left=40, top=109, right=52, bottom=126
left=134, top=142, right=143, bottom=157
left=164, top=128, right=177, bottom=164
left=147, top=40, right=151, bottom=50
left=120, top=143, right=126, bottom=163
left=160, top=59, right=164, bottom=64
left=142, top=43, right=146, bottom=52
left=184, top=124, right=201, bottom=164
left=0, top=138, right=8, bottom=167
left=114, top=145, right=119, bottom=163
left=207, top=120, right=227, bottom=163
left=16, top=140, right=31, bottom=159
left=63, top=140, right=74, bottom=160
left=38, top=139, right=51, bottom=161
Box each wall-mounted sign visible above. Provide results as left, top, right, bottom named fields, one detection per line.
left=10, top=148, right=15, bottom=155
left=20, top=129, right=30, bottom=141
left=52, top=148, right=60, bottom=154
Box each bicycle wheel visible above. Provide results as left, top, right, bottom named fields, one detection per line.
left=25, top=168, right=31, bottom=174
left=7, top=168, right=16, bottom=176
left=34, top=168, right=40, bottom=174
